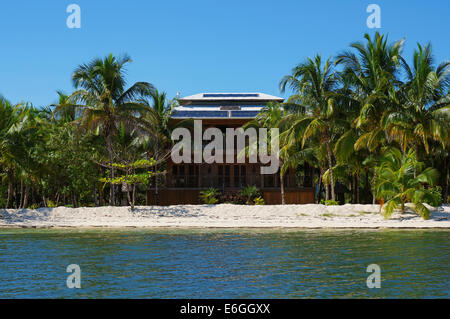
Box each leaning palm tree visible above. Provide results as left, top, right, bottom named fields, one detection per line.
left=280, top=54, right=340, bottom=201
left=61, top=54, right=155, bottom=205
left=375, top=148, right=439, bottom=220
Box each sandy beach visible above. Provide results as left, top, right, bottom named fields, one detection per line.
left=0, top=204, right=449, bottom=228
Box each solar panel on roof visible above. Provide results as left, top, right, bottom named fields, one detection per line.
left=171, top=110, right=229, bottom=118
left=230, top=110, right=260, bottom=118
left=203, top=93, right=259, bottom=98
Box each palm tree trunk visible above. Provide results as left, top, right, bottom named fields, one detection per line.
left=19, top=180, right=24, bottom=209
left=155, top=163, right=159, bottom=206
left=325, top=140, right=336, bottom=201
left=372, top=156, right=379, bottom=204
left=22, top=184, right=30, bottom=209
left=132, top=184, right=136, bottom=211
left=321, top=167, right=329, bottom=201
left=351, top=174, right=355, bottom=203
left=444, top=157, right=448, bottom=204
left=6, top=168, right=14, bottom=208
left=280, top=173, right=285, bottom=205
left=356, top=172, right=360, bottom=204
left=311, top=166, right=316, bottom=203
left=106, top=134, right=115, bottom=206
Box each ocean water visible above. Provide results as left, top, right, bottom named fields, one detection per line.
left=0, top=228, right=448, bottom=298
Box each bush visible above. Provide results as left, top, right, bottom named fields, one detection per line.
left=46, top=199, right=57, bottom=208
left=423, top=186, right=443, bottom=207
left=220, top=191, right=245, bottom=204
left=320, top=199, right=339, bottom=206
left=199, top=188, right=220, bottom=204
left=254, top=196, right=265, bottom=205
left=239, top=185, right=261, bottom=205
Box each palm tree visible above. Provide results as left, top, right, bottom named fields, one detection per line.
left=134, top=90, right=181, bottom=204
left=375, top=148, right=439, bottom=220
left=0, top=97, right=30, bottom=208
left=280, top=54, right=339, bottom=201
left=335, top=32, right=405, bottom=203
left=245, top=102, right=286, bottom=203
left=62, top=54, right=155, bottom=206
left=384, top=43, right=450, bottom=155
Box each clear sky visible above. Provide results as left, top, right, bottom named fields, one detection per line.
left=0, top=0, right=449, bottom=107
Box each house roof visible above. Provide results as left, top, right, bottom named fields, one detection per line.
left=172, top=92, right=283, bottom=119
left=179, top=92, right=284, bottom=103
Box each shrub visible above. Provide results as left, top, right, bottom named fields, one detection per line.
left=320, top=199, right=339, bottom=206
left=46, top=200, right=57, bottom=208
left=199, top=188, right=220, bottom=204
left=220, top=191, right=245, bottom=204
left=375, top=148, right=439, bottom=220
left=424, top=186, right=443, bottom=207
left=254, top=196, right=265, bottom=205
left=239, top=185, right=261, bottom=205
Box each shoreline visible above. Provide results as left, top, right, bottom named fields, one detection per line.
left=0, top=204, right=449, bottom=229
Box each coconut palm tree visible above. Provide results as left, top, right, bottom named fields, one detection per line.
left=384, top=43, right=450, bottom=155
left=61, top=54, right=155, bottom=205
left=134, top=90, right=185, bottom=204
left=375, top=148, right=439, bottom=220
left=280, top=54, right=340, bottom=201
left=244, top=102, right=287, bottom=203
left=0, top=97, right=30, bottom=207
left=335, top=32, right=405, bottom=203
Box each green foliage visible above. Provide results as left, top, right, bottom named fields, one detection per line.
left=46, top=200, right=57, bottom=208
left=199, top=188, right=220, bottom=204
left=424, top=186, right=443, bottom=207
left=254, top=196, right=265, bottom=205
left=375, top=148, right=439, bottom=220
left=239, top=185, right=261, bottom=205
left=320, top=199, right=339, bottom=206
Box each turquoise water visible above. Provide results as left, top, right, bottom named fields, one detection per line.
left=0, top=228, right=448, bottom=298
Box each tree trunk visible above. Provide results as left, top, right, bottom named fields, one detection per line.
left=126, top=185, right=133, bottom=211
left=154, top=163, right=159, bottom=206
left=72, top=193, right=78, bottom=208
left=106, top=134, right=115, bottom=206
left=19, top=180, right=24, bottom=209
left=324, top=140, right=336, bottom=201
left=6, top=168, right=14, bottom=208
left=280, top=172, right=286, bottom=205
left=356, top=172, right=360, bottom=204
left=132, top=184, right=136, bottom=211
left=350, top=174, right=356, bottom=204
left=55, top=192, right=60, bottom=206
left=94, top=184, right=99, bottom=207
left=444, top=156, right=448, bottom=204
left=22, top=184, right=30, bottom=209
left=311, top=166, right=316, bottom=203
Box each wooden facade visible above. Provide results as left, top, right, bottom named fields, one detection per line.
left=146, top=93, right=315, bottom=205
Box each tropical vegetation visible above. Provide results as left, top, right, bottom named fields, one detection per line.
left=0, top=33, right=449, bottom=219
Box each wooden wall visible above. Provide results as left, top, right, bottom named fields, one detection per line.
left=262, top=188, right=314, bottom=205
left=147, top=188, right=314, bottom=206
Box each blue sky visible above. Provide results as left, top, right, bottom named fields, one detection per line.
left=0, top=0, right=449, bottom=107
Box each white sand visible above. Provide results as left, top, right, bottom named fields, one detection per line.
left=0, top=204, right=449, bottom=228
